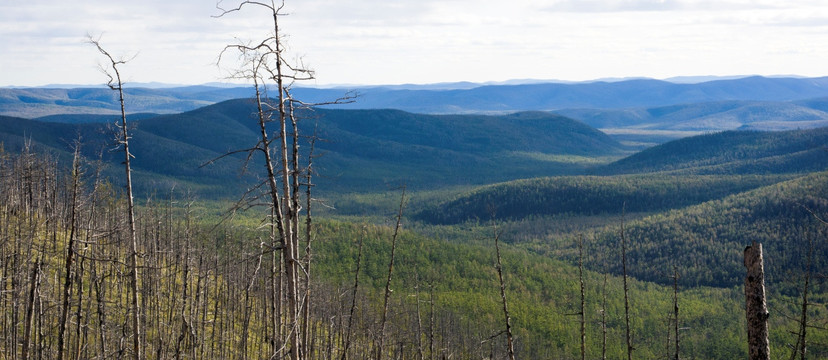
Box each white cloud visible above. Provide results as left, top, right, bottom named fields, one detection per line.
left=1, top=0, right=828, bottom=86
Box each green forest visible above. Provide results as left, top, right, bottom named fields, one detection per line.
left=1, top=1, right=828, bottom=360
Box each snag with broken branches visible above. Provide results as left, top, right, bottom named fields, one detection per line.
left=213, top=1, right=353, bottom=359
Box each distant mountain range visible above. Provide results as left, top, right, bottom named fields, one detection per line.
left=6, top=76, right=828, bottom=144
left=0, top=76, right=826, bottom=115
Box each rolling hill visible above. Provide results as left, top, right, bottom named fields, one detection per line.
left=0, top=86, right=256, bottom=118
left=296, top=76, right=828, bottom=113
left=414, top=174, right=793, bottom=224
left=583, top=171, right=828, bottom=288
left=595, top=127, right=828, bottom=175
left=0, top=99, right=628, bottom=195
left=7, top=76, right=828, bottom=119
left=409, top=126, right=828, bottom=291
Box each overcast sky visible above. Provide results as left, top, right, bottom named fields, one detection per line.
left=2, top=0, right=828, bottom=87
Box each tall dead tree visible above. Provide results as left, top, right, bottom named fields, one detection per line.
left=56, top=145, right=83, bottom=360
left=88, top=36, right=143, bottom=360
left=600, top=270, right=608, bottom=360
left=671, top=267, right=679, bottom=360
left=788, top=231, right=814, bottom=360
left=215, top=1, right=316, bottom=357
left=578, top=234, right=586, bottom=360
left=620, top=205, right=633, bottom=360
left=744, top=241, right=770, bottom=360
left=492, top=218, right=516, bottom=360
left=341, top=227, right=366, bottom=360
left=378, top=187, right=407, bottom=360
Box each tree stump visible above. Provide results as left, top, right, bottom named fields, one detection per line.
left=744, top=241, right=770, bottom=360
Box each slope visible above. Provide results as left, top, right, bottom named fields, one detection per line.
left=518, top=171, right=828, bottom=289
left=0, top=100, right=628, bottom=196
left=596, top=127, right=828, bottom=175
left=556, top=100, right=828, bottom=132
left=414, top=174, right=792, bottom=224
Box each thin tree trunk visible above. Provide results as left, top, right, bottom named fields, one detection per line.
left=89, top=38, right=143, bottom=360
left=429, top=282, right=435, bottom=360
left=621, top=206, right=633, bottom=360
left=57, top=147, right=82, bottom=360
left=174, top=202, right=193, bottom=359
left=21, top=258, right=41, bottom=360
left=673, top=267, right=679, bottom=360
left=270, top=205, right=283, bottom=360
left=493, top=220, right=516, bottom=360
left=341, top=227, right=366, bottom=360
left=415, top=273, right=424, bottom=360
left=577, top=234, right=586, bottom=360
left=789, top=233, right=813, bottom=360
left=744, top=241, right=770, bottom=360
left=601, top=271, right=607, bottom=360
left=300, top=123, right=315, bottom=360
left=378, top=188, right=407, bottom=360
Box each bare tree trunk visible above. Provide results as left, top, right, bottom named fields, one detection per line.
left=578, top=234, right=586, bottom=360
left=789, top=232, right=813, bottom=360
left=601, top=270, right=607, bottom=360
left=415, top=272, right=424, bottom=360
left=492, top=220, right=516, bottom=360
left=174, top=201, right=193, bottom=359
left=57, top=146, right=82, bottom=360
left=429, top=282, right=435, bottom=360
left=620, top=206, right=633, bottom=360
left=89, top=37, right=143, bottom=360
left=21, top=258, right=41, bottom=360
left=673, top=267, right=679, bottom=360
left=271, top=206, right=284, bottom=360
left=341, top=227, right=366, bottom=360
left=378, top=188, right=407, bottom=360
left=744, top=241, right=770, bottom=360
left=300, top=124, right=316, bottom=360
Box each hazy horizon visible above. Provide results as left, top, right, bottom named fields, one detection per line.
left=1, top=73, right=820, bottom=90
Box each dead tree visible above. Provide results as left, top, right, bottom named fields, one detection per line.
left=492, top=218, right=516, bottom=360
left=621, top=205, right=633, bottom=360
left=788, top=231, right=815, bottom=360
left=578, top=234, right=586, bottom=360
left=600, top=270, right=608, bottom=360
left=671, top=267, right=679, bottom=360
left=341, top=227, right=366, bottom=360
left=56, top=145, right=83, bottom=360
left=214, top=2, right=352, bottom=358
left=214, top=2, right=307, bottom=355
left=744, top=241, right=770, bottom=360
left=378, top=187, right=407, bottom=360
left=88, top=35, right=143, bottom=360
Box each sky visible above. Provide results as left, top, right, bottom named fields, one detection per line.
left=2, top=0, right=828, bottom=87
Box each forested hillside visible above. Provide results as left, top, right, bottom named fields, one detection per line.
left=507, top=172, right=828, bottom=288
left=0, top=102, right=628, bottom=194
left=556, top=99, right=828, bottom=133
left=597, top=127, right=828, bottom=175
left=415, top=174, right=791, bottom=224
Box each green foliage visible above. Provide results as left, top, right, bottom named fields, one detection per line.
left=520, top=171, right=828, bottom=289
left=599, top=127, right=828, bottom=175
left=416, top=174, right=790, bottom=224
left=0, top=102, right=630, bottom=196
left=310, top=219, right=761, bottom=359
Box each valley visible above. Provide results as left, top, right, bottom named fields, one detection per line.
left=1, top=77, right=827, bottom=359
